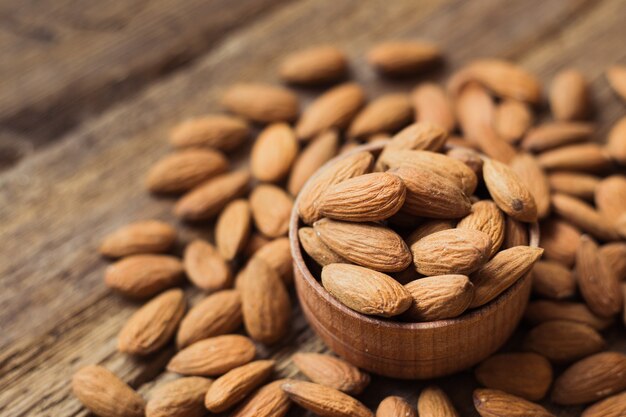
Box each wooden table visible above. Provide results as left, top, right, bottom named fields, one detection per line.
left=1, top=0, right=625, bottom=415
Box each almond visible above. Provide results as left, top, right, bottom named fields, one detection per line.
left=523, top=320, right=605, bottom=363
left=553, top=193, right=621, bottom=241
left=606, top=116, right=626, bottom=165
left=252, top=237, right=294, bottom=285
left=169, top=114, right=250, bottom=151
left=547, top=171, right=600, bottom=200
left=383, top=121, right=449, bottom=152
left=176, top=289, right=242, bottom=349
left=318, top=172, right=406, bottom=222
left=393, top=165, right=472, bottom=219
left=174, top=169, right=250, bottom=220
left=231, top=379, right=292, bottom=417
left=184, top=239, right=232, bottom=292
left=146, top=149, right=229, bottom=194
left=321, top=263, right=412, bottom=317
left=595, top=175, right=626, bottom=222
left=205, top=360, right=275, bottom=412
left=538, top=143, right=612, bottom=172
left=521, top=121, right=593, bottom=152
left=417, top=386, right=459, bottom=417
left=455, top=82, right=495, bottom=145
left=99, top=220, right=176, bottom=258
left=494, top=99, right=533, bottom=143
left=288, top=130, right=339, bottom=195
left=503, top=216, right=529, bottom=249
left=606, top=65, right=626, bottom=102
left=251, top=123, right=299, bottom=182
left=600, top=242, right=626, bottom=280
left=576, top=235, right=623, bottom=317
left=221, top=83, right=299, bottom=123
left=376, top=396, right=416, bottom=417
left=509, top=153, right=551, bottom=219
left=298, top=227, right=347, bottom=266
left=296, top=82, right=366, bottom=139
left=582, top=391, right=626, bottom=417
left=470, top=246, right=543, bottom=308
left=473, top=389, right=555, bottom=417
left=292, top=353, right=370, bottom=394
left=475, top=352, right=552, bottom=401
left=314, top=219, right=412, bottom=272
left=404, top=274, right=474, bottom=321
left=239, top=257, right=291, bottom=344
left=539, top=218, right=581, bottom=266
left=405, top=220, right=455, bottom=247
left=281, top=380, right=373, bottom=417
left=412, top=83, right=455, bottom=132
left=298, top=150, right=373, bottom=224
left=446, top=147, right=484, bottom=178
left=118, top=288, right=185, bottom=355
left=167, top=334, right=256, bottom=376
left=552, top=352, right=626, bottom=405
left=531, top=260, right=576, bottom=300
left=348, top=94, right=412, bottom=138
left=146, top=377, right=212, bottom=417
left=215, top=199, right=251, bottom=260
left=279, top=46, right=348, bottom=85
left=72, top=365, right=145, bottom=417
left=105, top=254, right=184, bottom=299
left=483, top=158, right=537, bottom=222
left=524, top=300, right=613, bottom=330
left=367, top=41, right=442, bottom=77
left=243, top=233, right=271, bottom=258
left=549, top=69, right=590, bottom=121
left=411, top=228, right=491, bottom=276
left=457, top=200, right=505, bottom=258
left=249, top=184, right=293, bottom=238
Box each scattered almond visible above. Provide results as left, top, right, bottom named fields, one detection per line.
left=494, top=99, right=533, bottom=143
left=222, top=83, right=299, bottom=123
left=252, top=237, right=294, bottom=285
left=249, top=184, right=293, bottom=238
left=281, top=379, right=373, bottom=417
left=600, top=242, right=626, bottom=280
left=376, top=396, right=416, bottom=417
left=549, top=69, right=590, bottom=121
left=551, top=193, right=620, bottom=241
left=606, top=65, right=626, bottom=102
left=215, top=199, right=251, bottom=260
left=146, top=377, right=212, bottom=417
left=184, top=239, right=232, bottom=291
left=251, top=123, right=299, bottom=182
left=531, top=260, right=575, bottom=300
left=348, top=94, right=412, bottom=138
left=292, top=352, right=370, bottom=394
left=279, top=46, right=348, bottom=85
left=483, top=158, right=538, bottom=223
left=547, top=171, right=600, bottom=200
left=523, top=320, right=605, bottom=363
left=538, top=143, right=612, bottom=172
left=169, top=114, right=250, bottom=151
left=417, top=386, right=460, bottom=417
left=539, top=218, right=581, bottom=266
left=473, top=388, right=555, bottom=417
left=105, top=254, right=184, bottom=299
left=288, top=130, right=339, bottom=195
left=99, top=220, right=176, bottom=258
left=521, top=121, right=593, bottom=152
left=411, top=83, right=455, bottom=132
left=524, top=300, right=613, bottom=330
left=367, top=41, right=442, bottom=77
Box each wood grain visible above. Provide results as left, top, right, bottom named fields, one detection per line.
left=1, top=0, right=625, bottom=415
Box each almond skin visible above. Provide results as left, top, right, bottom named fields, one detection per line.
left=417, top=386, right=459, bottom=417
left=606, top=65, right=626, bottom=102
left=595, top=175, right=626, bottom=222
left=600, top=242, right=626, bottom=280
left=524, top=300, right=613, bottom=331
left=146, top=149, right=229, bottom=194
left=118, top=288, right=185, bottom=355
left=549, top=69, right=590, bottom=121
left=538, top=143, right=612, bottom=172
left=250, top=185, right=293, bottom=238
left=367, top=41, right=442, bottom=77
left=176, top=289, right=242, bottom=349
left=470, top=246, right=543, bottom=308
left=292, top=353, right=370, bottom=395
left=72, top=365, right=145, bottom=417
left=454, top=82, right=496, bottom=146
left=521, top=121, right=593, bottom=152
left=551, top=193, right=621, bottom=241
left=474, top=352, right=553, bottom=401
left=239, top=257, right=291, bottom=344
left=575, top=235, right=623, bottom=317
left=221, top=83, right=299, bottom=123
left=251, top=123, right=299, bottom=183
left=509, top=153, right=551, bottom=219
left=205, top=360, right=275, bottom=412
left=411, top=228, right=491, bottom=276
left=412, top=83, right=455, bottom=132
left=298, top=150, right=373, bottom=224
left=231, top=379, right=291, bottom=417
left=321, top=263, right=412, bottom=317
left=175, top=169, right=250, bottom=220
left=314, top=219, right=412, bottom=272
left=99, top=220, right=176, bottom=258
left=281, top=380, right=374, bottom=417
left=184, top=239, right=232, bottom=292
left=376, top=396, right=416, bottom=417
left=552, top=352, right=626, bottom=405
left=167, top=334, right=256, bottom=376
left=393, top=165, right=472, bottom=219
left=279, top=45, right=348, bottom=85
left=473, top=389, right=555, bottom=417
left=483, top=158, right=538, bottom=223
left=446, top=147, right=484, bottom=177
left=169, top=114, right=250, bottom=151
left=288, top=130, right=339, bottom=196
left=318, top=172, right=406, bottom=222
left=503, top=216, right=529, bottom=249
left=146, top=377, right=212, bottom=417
left=405, top=220, right=455, bottom=247
left=404, top=275, right=474, bottom=321
left=606, top=116, right=626, bottom=165
left=348, top=94, right=413, bottom=138
left=531, top=260, right=576, bottom=300
left=494, top=99, right=533, bottom=143
left=296, top=83, right=366, bottom=139
left=215, top=199, right=251, bottom=260
left=252, top=237, right=293, bottom=285
left=384, top=121, right=449, bottom=152
left=582, top=391, right=626, bottom=417
left=523, top=320, right=605, bottom=363
left=105, top=254, right=184, bottom=299
left=547, top=171, right=600, bottom=201
left=539, top=218, right=581, bottom=266
left=298, top=227, right=347, bottom=266
left=457, top=200, right=505, bottom=258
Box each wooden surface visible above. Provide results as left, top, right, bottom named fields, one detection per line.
left=1, top=0, right=626, bottom=415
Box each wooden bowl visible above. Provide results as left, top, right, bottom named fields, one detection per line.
left=289, top=142, right=540, bottom=379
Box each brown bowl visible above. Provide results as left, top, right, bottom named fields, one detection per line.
left=289, top=142, right=539, bottom=379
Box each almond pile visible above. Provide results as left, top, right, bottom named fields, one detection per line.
left=71, top=41, right=626, bottom=417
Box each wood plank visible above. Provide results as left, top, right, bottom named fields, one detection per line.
left=2, top=0, right=624, bottom=415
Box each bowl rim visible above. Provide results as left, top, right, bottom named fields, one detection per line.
left=289, top=141, right=540, bottom=330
